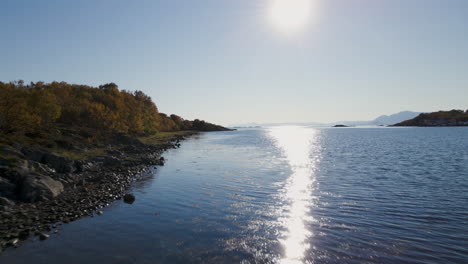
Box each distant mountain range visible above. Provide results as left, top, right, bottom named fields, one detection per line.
left=232, top=111, right=422, bottom=128
left=334, top=111, right=422, bottom=126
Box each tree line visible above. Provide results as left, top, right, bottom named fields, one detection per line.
left=0, top=81, right=226, bottom=135
left=394, top=109, right=468, bottom=126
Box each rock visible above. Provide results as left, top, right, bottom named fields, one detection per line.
left=20, top=148, right=76, bottom=173
left=0, top=177, right=16, bottom=198
left=106, top=149, right=123, bottom=156
left=8, top=238, right=19, bottom=247
left=74, top=160, right=97, bottom=173
left=103, top=156, right=121, bottom=167
left=97, top=211, right=103, bottom=215
left=154, top=157, right=165, bottom=166
left=20, top=173, right=64, bottom=202
left=92, top=156, right=120, bottom=167
left=123, top=193, right=135, bottom=204
left=39, top=233, right=49, bottom=240
left=0, top=158, right=12, bottom=167
left=0, top=196, right=15, bottom=208
left=27, top=160, right=55, bottom=175
left=20, top=147, right=46, bottom=162
left=18, top=230, right=30, bottom=239
left=42, top=153, right=76, bottom=173
left=0, top=146, right=23, bottom=157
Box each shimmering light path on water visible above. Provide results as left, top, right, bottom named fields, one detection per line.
left=2, top=127, right=468, bottom=264
left=268, top=126, right=321, bottom=263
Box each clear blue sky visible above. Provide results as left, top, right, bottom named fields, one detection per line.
left=1, top=0, right=467, bottom=125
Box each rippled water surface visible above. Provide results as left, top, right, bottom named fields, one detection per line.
left=2, top=127, right=468, bottom=263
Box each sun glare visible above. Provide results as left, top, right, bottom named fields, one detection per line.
left=269, top=0, right=314, bottom=33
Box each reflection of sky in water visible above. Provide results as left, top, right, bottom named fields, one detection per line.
left=4, top=128, right=467, bottom=264
left=268, top=126, right=321, bottom=264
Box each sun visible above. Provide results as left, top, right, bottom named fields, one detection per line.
left=269, top=0, right=313, bottom=33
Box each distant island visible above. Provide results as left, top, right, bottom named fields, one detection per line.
left=333, top=111, right=422, bottom=126
left=333, top=124, right=349, bottom=128
left=372, top=111, right=422, bottom=126
left=233, top=111, right=422, bottom=128
left=393, top=110, right=468, bottom=126
left=0, top=81, right=231, bottom=249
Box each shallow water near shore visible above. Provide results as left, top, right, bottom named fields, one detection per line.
left=2, top=127, right=468, bottom=263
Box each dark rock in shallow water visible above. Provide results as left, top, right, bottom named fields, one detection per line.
left=20, top=174, right=64, bottom=202
left=123, top=193, right=135, bottom=204
left=7, top=238, right=19, bottom=247
left=154, top=157, right=165, bottom=166
left=38, top=233, right=49, bottom=240
left=18, top=230, right=30, bottom=240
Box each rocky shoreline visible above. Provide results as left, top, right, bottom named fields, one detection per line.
left=0, top=132, right=195, bottom=253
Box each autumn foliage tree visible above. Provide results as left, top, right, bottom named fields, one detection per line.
left=0, top=81, right=228, bottom=136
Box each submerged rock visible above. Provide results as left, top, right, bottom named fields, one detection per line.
left=123, top=193, right=135, bottom=204
left=38, top=233, right=49, bottom=240
left=8, top=238, right=19, bottom=247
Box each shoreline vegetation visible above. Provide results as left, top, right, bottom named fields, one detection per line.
left=393, top=110, right=468, bottom=127
left=0, top=81, right=232, bottom=252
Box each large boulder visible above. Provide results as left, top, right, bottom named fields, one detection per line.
left=20, top=147, right=46, bottom=162
left=21, top=148, right=76, bottom=173
left=74, top=160, right=99, bottom=173
left=20, top=173, right=64, bottom=202
left=27, top=160, right=55, bottom=175
left=42, top=153, right=75, bottom=173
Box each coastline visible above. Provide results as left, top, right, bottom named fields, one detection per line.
left=0, top=131, right=198, bottom=253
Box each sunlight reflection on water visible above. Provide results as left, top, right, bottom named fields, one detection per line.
left=268, top=126, right=321, bottom=264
